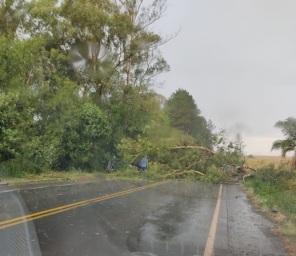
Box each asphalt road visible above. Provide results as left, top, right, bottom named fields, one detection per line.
left=0, top=179, right=287, bottom=256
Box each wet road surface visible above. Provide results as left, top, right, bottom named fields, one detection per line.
left=0, top=180, right=287, bottom=256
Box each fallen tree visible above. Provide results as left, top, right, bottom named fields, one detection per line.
left=240, top=165, right=257, bottom=183
left=170, top=146, right=215, bottom=155
left=163, top=169, right=205, bottom=179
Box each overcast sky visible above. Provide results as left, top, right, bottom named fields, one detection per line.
left=154, top=0, right=296, bottom=155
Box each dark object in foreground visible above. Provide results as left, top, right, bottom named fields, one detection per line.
left=134, top=156, right=148, bottom=172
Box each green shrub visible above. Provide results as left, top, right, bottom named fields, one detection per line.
left=56, top=103, right=112, bottom=170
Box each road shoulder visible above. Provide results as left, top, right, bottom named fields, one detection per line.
left=244, top=185, right=296, bottom=256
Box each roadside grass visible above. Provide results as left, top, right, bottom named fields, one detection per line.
left=0, top=170, right=101, bottom=186
left=0, top=163, right=170, bottom=185
left=245, top=165, right=296, bottom=254
left=281, top=218, right=296, bottom=256
left=282, top=219, right=296, bottom=238
left=246, top=174, right=296, bottom=215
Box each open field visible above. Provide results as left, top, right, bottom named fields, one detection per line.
left=246, top=155, right=293, bottom=169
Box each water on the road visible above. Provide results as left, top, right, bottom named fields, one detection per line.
left=0, top=180, right=287, bottom=256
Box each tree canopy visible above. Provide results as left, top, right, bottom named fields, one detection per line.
left=0, top=0, right=170, bottom=174
left=165, top=89, right=213, bottom=148
left=0, top=0, right=243, bottom=178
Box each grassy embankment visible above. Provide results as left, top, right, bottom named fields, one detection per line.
left=0, top=171, right=102, bottom=186
left=245, top=155, right=296, bottom=255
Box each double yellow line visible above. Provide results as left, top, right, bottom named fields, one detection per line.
left=0, top=181, right=166, bottom=230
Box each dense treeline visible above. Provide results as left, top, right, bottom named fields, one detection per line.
left=0, top=0, right=242, bottom=177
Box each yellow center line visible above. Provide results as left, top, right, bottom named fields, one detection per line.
left=0, top=187, right=137, bottom=225
left=0, top=181, right=167, bottom=230
left=203, top=184, right=223, bottom=256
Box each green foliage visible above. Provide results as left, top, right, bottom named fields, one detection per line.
left=0, top=90, right=33, bottom=162
left=106, top=88, right=161, bottom=139
left=0, top=0, right=241, bottom=182
left=200, top=165, right=230, bottom=183
left=117, top=116, right=243, bottom=183
left=211, top=148, right=244, bottom=169
left=166, top=89, right=213, bottom=147
left=0, top=0, right=170, bottom=176
left=117, top=105, right=200, bottom=167
left=166, top=89, right=199, bottom=134
left=56, top=103, right=111, bottom=170
left=211, top=131, right=245, bottom=168
left=0, top=0, right=26, bottom=37
left=0, top=37, right=46, bottom=91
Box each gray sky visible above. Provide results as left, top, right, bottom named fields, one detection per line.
left=154, top=0, right=296, bottom=155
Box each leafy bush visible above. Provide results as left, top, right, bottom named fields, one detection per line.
left=56, top=103, right=112, bottom=170
left=0, top=91, right=34, bottom=162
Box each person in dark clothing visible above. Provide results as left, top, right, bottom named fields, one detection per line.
left=135, top=156, right=148, bottom=172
